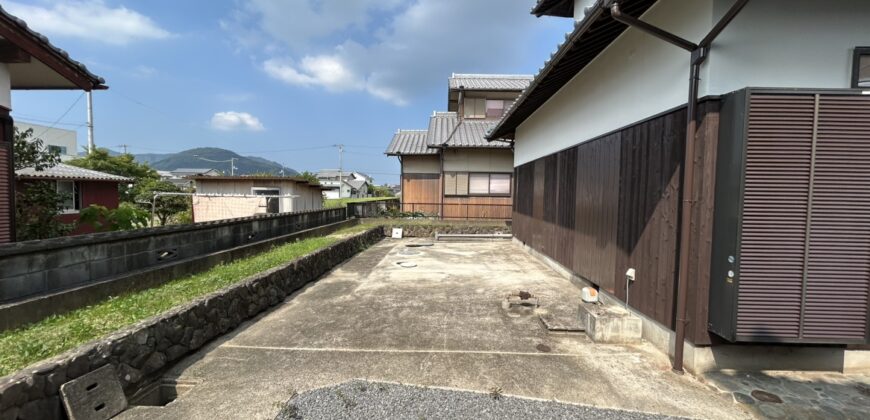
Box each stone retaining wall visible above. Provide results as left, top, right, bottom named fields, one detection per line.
left=0, top=227, right=383, bottom=420
left=378, top=222, right=512, bottom=237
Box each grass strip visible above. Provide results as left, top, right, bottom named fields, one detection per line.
left=323, top=197, right=396, bottom=208
left=0, top=224, right=374, bottom=377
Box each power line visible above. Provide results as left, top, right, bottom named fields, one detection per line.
left=33, top=92, right=85, bottom=139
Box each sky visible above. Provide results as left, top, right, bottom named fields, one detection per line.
left=6, top=0, right=573, bottom=184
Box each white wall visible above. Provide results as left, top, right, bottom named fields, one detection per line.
left=515, top=0, right=870, bottom=166
left=14, top=122, right=78, bottom=160
left=443, top=148, right=513, bottom=172
left=706, top=0, right=870, bottom=95
left=516, top=0, right=714, bottom=165
left=0, top=64, right=11, bottom=110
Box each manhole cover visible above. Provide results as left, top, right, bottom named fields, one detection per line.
left=751, top=389, right=783, bottom=404
left=396, top=261, right=417, bottom=268
left=536, top=343, right=551, bottom=353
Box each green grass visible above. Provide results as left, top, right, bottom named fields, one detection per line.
left=0, top=224, right=374, bottom=377
left=324, top=197, right=396, bottom=209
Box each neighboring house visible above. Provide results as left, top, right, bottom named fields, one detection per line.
left=170, top=168, right=221, bottom=178
left=13, top=122, right=78, bottom=161
left=385, top=73, right=531, bottom=219
left=0, top=6, right=107, bottom=243
left=317, top=170, right=371, bottom=199
left=488, top=0, right=870, bottom=370
left=15, top=163, right=130, bottom=235
left=191, top=176, right=324, bottom=222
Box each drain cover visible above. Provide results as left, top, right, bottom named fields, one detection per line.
left=751, top=389, right=783, bottom=404
left=405, top=243, right=433, bottom=248
left=536, top=343, right=552, bottom=353
left=396, top=261, right=417, bottom=268
left=60, top=365, right=127, bottom=420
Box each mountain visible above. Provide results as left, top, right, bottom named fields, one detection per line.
left=147, top=147, right=298, bottom=175
left=134, top=153, right=172, bottom=164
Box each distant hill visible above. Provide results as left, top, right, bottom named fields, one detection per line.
left=147, top=147, right=298, bottom=175
left=134, top=153, right=172, bottom=165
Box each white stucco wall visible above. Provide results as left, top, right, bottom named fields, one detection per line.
left=443, top=148, right=514, bottom=173
left=516, top=0, right=714, bottom=165
left=515, top=0, right=870, bottom=166
left=0, top=64, right=11, bottom=110
left=707, top=0, right=870, bottom=95
left=194, top=179, right=322, bottom=221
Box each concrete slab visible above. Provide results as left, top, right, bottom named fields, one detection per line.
left=117, top=239, right=749, bottom=420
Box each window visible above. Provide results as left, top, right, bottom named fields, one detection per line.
left=463, top=98, right=486, bottom=119
left=485, top=100, right=506, bottom=119
left=48, top=145, right=67, bottom=155
left=444, top=172, right=511, bottom=196
left=252, top=188, right=280, bottom=213
left=489, top=174, right=511, bottom=195
left=56, top=181, right=80, bottom=212
left=854, top=47, right=870, bottom=88
left=469, top=173, right=490, bottom=194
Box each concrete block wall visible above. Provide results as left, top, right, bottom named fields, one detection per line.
left=0, top=208, right=346, bottom=303
left=0, top=227, right=383, bottom=420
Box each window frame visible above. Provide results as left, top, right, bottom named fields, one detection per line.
left=463, top=97, right=486, bottom=119
left=443, top=172, right=512, bottom=197
left=251, top=187, right=282, bottom=213
left=852, top=46, right=870, bottom=89
left=56, top=180, right=81, bottom=213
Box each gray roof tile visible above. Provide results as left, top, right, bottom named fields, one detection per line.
left=16, top=163, right=131, bottom=182
left=449, top=74, right=534, bottom=91
left=442, top=120, right=512, bottom=149
left=385, top=130, right=436, bottom=156
left=426, top=112, right=459, bottom=146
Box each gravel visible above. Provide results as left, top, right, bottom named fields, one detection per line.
left=275, top=380, right=687, bottom=420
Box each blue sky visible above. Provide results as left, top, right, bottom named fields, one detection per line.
left=7, top=0, right=573, bottom=184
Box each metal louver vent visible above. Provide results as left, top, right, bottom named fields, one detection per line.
left=737, top=94, right=815, bottom=340
left=736, top=92, right=870, bottom=343
left=803, top=95, right=870, bottom=340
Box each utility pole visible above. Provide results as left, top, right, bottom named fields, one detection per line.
left=86, top=91, right=95, bottom=154
left=117, top=144, right=129, bottom=154
left=333, top=144, right=345, bottom=198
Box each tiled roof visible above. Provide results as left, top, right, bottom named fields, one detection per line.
left=385, top=130, right=436, bottom=156
left=531, top=0, right=575, bottom=17
left=441, top=120, right=512, bottom=149
left=346, top=179, right=368, bottom=189
left=0, top=5, right=106, bottom=89
left=16, top=163, right=131, bottom=182
left=426, top=112, right=459, bottom=146
left=448, top=74, right=534, bottom=91
left=488, top=0, right=657, bottom=140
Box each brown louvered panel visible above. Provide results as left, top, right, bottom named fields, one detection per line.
left=736, top=94, right=815, bottom=339
left=802, top=95, right=870, bottom=340
left=0, top=145, right=11, bottom=243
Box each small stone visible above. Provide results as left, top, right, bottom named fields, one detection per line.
left=166, top=345, right=188, bottom=361
left=752, top=389, right=783, bottom=404
left=0, top=378, right=28, bottom=409
left=0, top=406, right=19, bottom=420
left=18, top=396, right=61, bottom=420
left=141, top=352, right=167, bottom=375
left=66, top=354, right=90, bottom=380
left=733, top=392, right=755, bottom=405
left=133, top=329, right=149, bottom=345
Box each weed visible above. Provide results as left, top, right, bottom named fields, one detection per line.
left=489, top=387, right=503, bottom=401
left=334, top=390, right=357, bottom=409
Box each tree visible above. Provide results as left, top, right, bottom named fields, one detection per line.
left=298, top=171, right=319, bottom=184
left=79, top=203, right=150, bottom=232
left=369, top=185, right=394, bottom=197
left=135, top=179, right=190, bottom=226
left=66, top=149, right=159, bottom=202
left=12, top=128, right=74, bottom=240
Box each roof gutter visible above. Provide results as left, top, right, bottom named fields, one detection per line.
left=608, top=0, right=750, bottom=373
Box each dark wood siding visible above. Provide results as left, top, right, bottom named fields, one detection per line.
left=401, top=174, right=440, bottom=215
left=513, top=103, right=720, bottom=345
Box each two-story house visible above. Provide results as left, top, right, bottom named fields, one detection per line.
left=316, top=170, right=371, bottom=199
left=386, top=74, right=531, bottom=219
left=488, top=0, right=870, bottom=373
left=0, top=6, right=107, bottom=243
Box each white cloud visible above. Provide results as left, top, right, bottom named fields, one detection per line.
left=210, top=112, right=265, bottom=132
left=131, top=65, right=158, bottom=79
left=229, top=0, right=562, bottom=106
left=4, top=0, right=171, bottom=46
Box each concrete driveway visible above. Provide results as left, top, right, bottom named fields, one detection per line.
left=119, top=238, right=748, bottom=419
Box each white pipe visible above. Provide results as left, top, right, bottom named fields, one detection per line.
left=86, top=91, right=95, bottom=154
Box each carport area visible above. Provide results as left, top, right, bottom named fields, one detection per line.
left=118, top=238, right=747, bottom=419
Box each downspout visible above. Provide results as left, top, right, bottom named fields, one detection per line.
left=608, top=0, right=749, bottom=373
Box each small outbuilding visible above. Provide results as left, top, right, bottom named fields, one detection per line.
left=191, top=176, right=324, bottom=222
